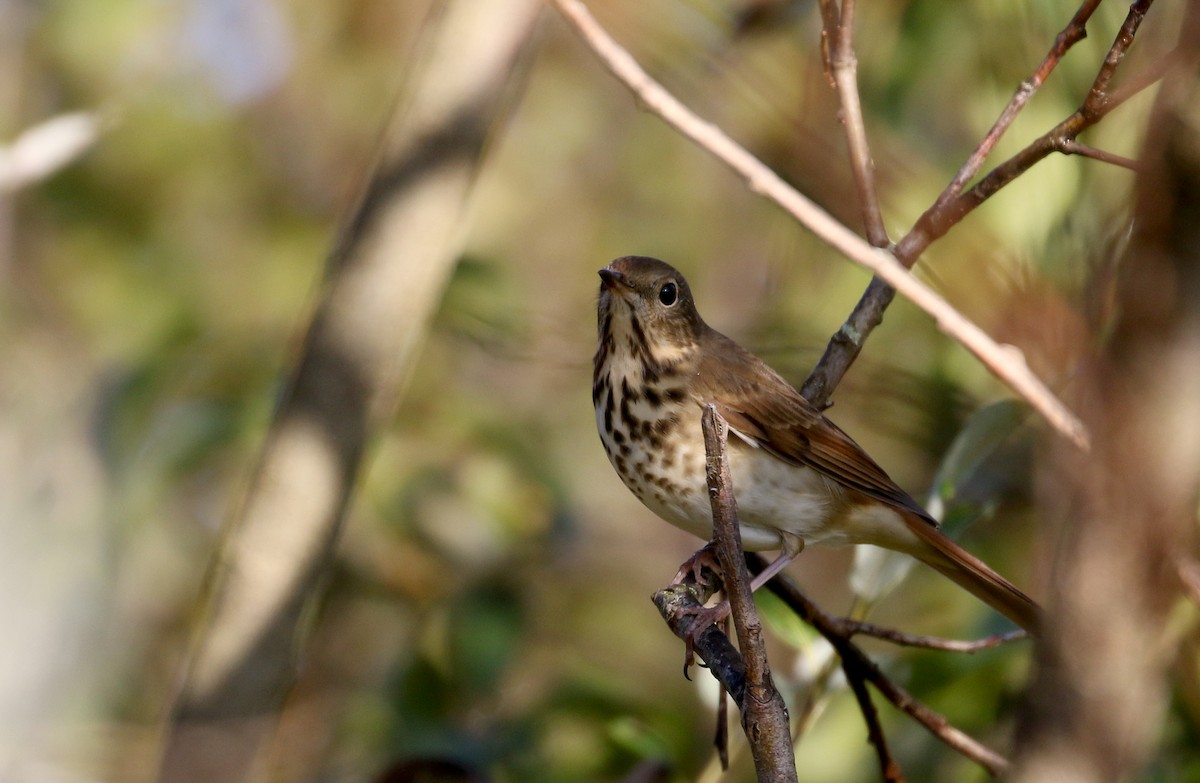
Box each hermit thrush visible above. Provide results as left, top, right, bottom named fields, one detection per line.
left=593, top=255, right=1039, bottom=633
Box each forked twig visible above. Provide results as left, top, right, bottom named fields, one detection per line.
left=937, top=0, right=1104, bottom=208
left=1056, top=139, right=1137, bottom=170
left=809, top=0, right=1160, bottom=405
left=897, top=0, right=1158, bottom=264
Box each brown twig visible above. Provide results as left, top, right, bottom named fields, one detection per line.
left=843, top=656, right=906, bottom=783
left=752, top=555, right=1012, bottom=777
left=652, top=478, right=1017, bottom=778
left=801, top=276, right=895, bottom=407
left=808, top=0, right=1159, bottom=408
left=819, top=0, right=889, bottom=249
left=1106, top=49, right=1178, bottom=108
left=801, top=0, right=890, bottom=409
left=938, top=0, right=1103, bottom=208
left=1056, top=139, right=1137, bottom=170
left=701, top=406, right=798, bottom=782
left=548, top=0, right=1089, bottom=449
left=653, top=583, right=747, bottom=700
left=839, top=621, right=1028, bottom=654
left=896, top=0, right=1157, bottom=266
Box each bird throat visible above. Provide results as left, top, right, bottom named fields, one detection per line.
left=593, top=304, right=711, bottom=536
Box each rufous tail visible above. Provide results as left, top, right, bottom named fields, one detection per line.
left=901, top=513, right=1041, bottom=635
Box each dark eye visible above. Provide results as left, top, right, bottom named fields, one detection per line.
left=658, top=281, right=678, bottom=306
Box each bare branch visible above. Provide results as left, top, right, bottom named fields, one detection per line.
left=701, top=406, right=797, bottom=782
left=1083, top=0, right=1154, bottom=114
left=801, top=276, right=894, bottom=408
left=548, top=0, right=1090, bottom=450
left=842, top=656, right=906, bottom=783
left=897, top=0, right=1157, bottom=264
left=937, top=0, right=1104, bottom=207
left=753, top=556, right=1011, bottom=776
left=653, top=583, right=748, bottom=702
left=821, top=0, right=889, bottom=248
left=1056, top=139, right=1137, bottom=170
left=841, top=621, right=1028, bottom=654
left=811, top=1, right=1158, bottom=407
left=1106, top=50, right=1177, bottom=108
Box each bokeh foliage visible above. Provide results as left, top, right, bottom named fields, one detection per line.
left=2, top=1, right=1195, bottom=781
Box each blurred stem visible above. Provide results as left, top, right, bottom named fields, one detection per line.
left=1011, top=3, right=1200, bottom=778
left=154, top=3, right=543, bottom=781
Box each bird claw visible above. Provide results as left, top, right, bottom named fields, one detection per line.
left=678, top=600, right=731, bottom=678
left=673, top=542, right=723, bottom=588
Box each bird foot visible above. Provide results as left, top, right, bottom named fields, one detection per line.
left=679, top=599, right=731, bottom=677
left=673, top=542, right=723, bottom=590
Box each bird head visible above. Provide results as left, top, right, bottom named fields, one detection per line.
left=597, top=256, right=706, bottom=366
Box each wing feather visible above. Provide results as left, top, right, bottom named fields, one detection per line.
left=695, top=329, right=932, bottom=524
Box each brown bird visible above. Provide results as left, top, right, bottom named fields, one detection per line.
left=593, top=255, right=1040, bottom=634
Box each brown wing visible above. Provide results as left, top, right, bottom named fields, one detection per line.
left=695, top=329, right=934, bottom=524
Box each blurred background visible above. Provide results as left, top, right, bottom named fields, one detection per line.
left=1, top=0, right=1194, bottom=781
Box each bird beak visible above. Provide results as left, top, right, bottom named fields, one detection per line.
left=598, top=267, right=633, bottom=297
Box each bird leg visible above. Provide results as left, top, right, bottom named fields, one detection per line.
left=674, top=534, right=805, bottom=674
left=749, top=533, right=805, bottom=591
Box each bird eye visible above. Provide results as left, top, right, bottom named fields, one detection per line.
left=658, top=282, right=678, bottom=307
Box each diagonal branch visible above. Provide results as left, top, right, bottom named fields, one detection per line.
left=843, top=653, right=906, bottom=783
left=753, top=557, right=1013, bottom=777
left=548, top=0, right=1089, bottom=450
left=840, top=621, right=1027, bottom=654
left=937, top=0, right=1104, bottom=209
left=896, top=0, right=1157, bottom=264
left=808, top=0, right=1160, bottom=406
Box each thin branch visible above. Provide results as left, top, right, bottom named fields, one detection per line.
left=1056, top=139, right=1137, bottom=170
left=701, top=406, right=798, bottom=782
left=821, top=0, right=889, bottom=248
left=1083, top=0, right=1152, bottom=112
left=810, top=1, right=1159, bottom=407
left=802, top=0, right=892, bottom=408
left=549, top=0, right=1090, bottom=450
left=801, top=276, right=894, bottom=407
left=937, top=0, right=1103, bottom=207
left=897, top=0, right=1156, bottom=265
left=840, top=621, right=1028, bottom=654
left=842, top=654, right=905, bottom=783
left=752, top=555, right=1012, bottom=777
left=1106, top=49, right=1178, bottom=108
left=653, top=534, right=1017, bottom=775
left=653, top=583, right=748, bottom=702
